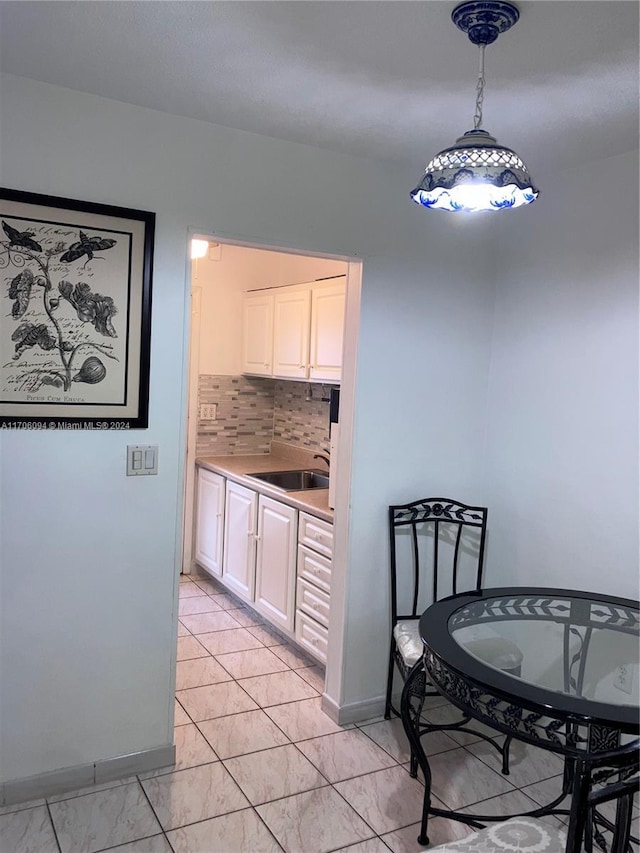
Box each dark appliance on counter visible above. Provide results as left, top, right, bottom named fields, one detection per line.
left=328, top=387, right=339, bottom=509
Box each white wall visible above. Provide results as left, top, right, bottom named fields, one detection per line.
left=194, top=245, right=345, bottom=375
left=0, top=74, right=496, bottom=785
left=483, top=149, right=639, bottom=600
left=336, top=238, right=498, bottom=705
left=3, top=75, right=635, bottom=785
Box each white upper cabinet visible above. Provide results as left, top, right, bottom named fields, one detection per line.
left=272, top=287, right=311, bottom=379
left=242, top=276, right=346, bottom=383
left=241, top=291, right=273, bottom=376
left=309, top=279, right=346, bottom=383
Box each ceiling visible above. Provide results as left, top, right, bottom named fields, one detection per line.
left=0, top=1, right=638, bottom=175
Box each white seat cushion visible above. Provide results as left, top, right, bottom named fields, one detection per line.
left=393, top=620, right=524, bottom=673
left=430, top=817, right=567, bottom=853
left=393, top=620, right=424, bottom=667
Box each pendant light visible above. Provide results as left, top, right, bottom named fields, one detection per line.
left=410, top=1, right=539, bottom=213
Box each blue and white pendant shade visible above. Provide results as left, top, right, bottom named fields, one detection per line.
left=411, top=128, right=539, bottom=213
left=411, top=1, right=539, bottom=213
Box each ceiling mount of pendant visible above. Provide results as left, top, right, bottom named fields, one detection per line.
left=451, top=1, right=520, bottom=46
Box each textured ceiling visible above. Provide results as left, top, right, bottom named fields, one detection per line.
left=0, top=1, right=638, bottom=175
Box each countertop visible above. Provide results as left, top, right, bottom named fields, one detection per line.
left=196, top=451, right=334, bottom=523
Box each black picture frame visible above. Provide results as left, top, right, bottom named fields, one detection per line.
left=0, top=188, right=154, bottom=430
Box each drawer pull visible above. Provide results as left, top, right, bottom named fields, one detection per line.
left=311, top=637, right=319, bottom=646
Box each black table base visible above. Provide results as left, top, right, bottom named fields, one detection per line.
left=401, top=660, right=574, bottom=844
left=399, top=588, right=639, bottom=849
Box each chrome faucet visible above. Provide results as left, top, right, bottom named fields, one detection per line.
left=313, top=453, right=330, bottom=469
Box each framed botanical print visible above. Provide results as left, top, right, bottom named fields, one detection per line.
left=1, top=188, right=154, bottom=429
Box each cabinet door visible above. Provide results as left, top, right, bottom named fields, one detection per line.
left=242, top=292, right=273, bottom=376
left=222, top=481, right=257, bottom=601
left=309, top=279, right=346, bottom=382
left=194, top=468, right=225, bottom=577
left=254, top=496, right=297, bottom=632
left=273, top=287, right=311, bottom=379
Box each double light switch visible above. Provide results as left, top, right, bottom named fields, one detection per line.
left=127, top=444, right=158, bottom=476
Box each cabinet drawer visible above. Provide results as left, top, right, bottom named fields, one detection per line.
left=296, top=578, right=330, bottom=628
left=298, top=512, right=333, bottom=558
left=295, top=610, right=329, bottom=664
left=297, top=544, right=331, bottom=593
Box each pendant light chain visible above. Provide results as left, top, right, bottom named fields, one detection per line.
left=473, top=44, right=486, bottom=129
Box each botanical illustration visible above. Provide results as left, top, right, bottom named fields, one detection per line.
left=1, top=215, right=129, bottom=403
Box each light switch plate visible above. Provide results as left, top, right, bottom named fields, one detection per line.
left=127, top=444, right=158, bottom=476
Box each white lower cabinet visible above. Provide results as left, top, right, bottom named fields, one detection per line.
left=222, top=486, right=297, bottom=624
left=296, top=577, right=330, bottom=628
left=194, top=468, right=225, bottom=577
left=295, top=512, right=333, bottom=664
left=195, top=467, right=333, bottom=660
left=222, top=481, right=257, bottom=600
left=295, top=611, right=329, bottom=662
left=254, top=496, right=297, bottom=632
left=298, top=512, right=333, bottom=559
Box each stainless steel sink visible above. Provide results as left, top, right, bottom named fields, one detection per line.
left=246, top=469, right=330, bottom=491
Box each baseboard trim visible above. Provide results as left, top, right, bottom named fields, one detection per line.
left=2, top=743, right=175, bottom=807
left=321, top=692, right=386, bottom=726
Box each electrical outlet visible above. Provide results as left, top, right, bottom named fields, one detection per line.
left=613, top=664, right=633, bottom=695
left=200, top=404, right=217, bottom=421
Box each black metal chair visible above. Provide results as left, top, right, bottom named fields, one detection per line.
left=409, top=737, right=639, bottom=853
left=385, top=497, right=523, bottom=773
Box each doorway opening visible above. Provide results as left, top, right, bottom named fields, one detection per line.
left=180, top=232, right=362, bottom=710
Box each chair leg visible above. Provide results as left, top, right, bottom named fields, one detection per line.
left=401, top=662, right=432, bottom=845
left=409, top=680, right=427, bottom=778
left=501, top=735, right=512, bottom=775
left=416, top=742, right=432, bottom=845
left=410, top=747, right=418, bottom=778
left=384, top=640, right=396, bottom=719
left=417, top=797, right=431, bottom=847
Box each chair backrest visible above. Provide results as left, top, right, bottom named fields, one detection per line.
left=566, top=738, right=639, bottom=853
left=388, top=497, right=487, bottom=626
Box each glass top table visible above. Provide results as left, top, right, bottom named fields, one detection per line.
left=402, top=587, right=639, bottom=847
left=419, top=587, right=639, bottom=753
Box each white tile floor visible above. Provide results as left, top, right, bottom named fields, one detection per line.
left=2, top=573, right=574, bottom=853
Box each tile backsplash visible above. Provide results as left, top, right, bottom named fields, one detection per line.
left=272, top=380, right=331, bottom=450
left=196, top=375, right=332, bottom=457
